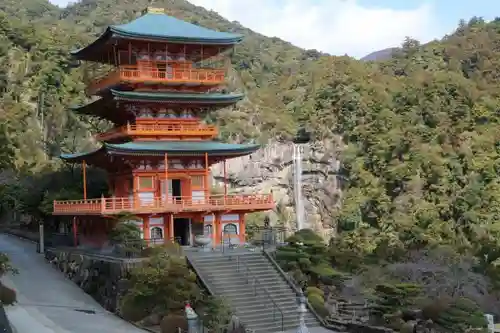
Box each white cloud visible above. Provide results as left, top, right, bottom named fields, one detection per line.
left=187, top=0, right=438, bottom=58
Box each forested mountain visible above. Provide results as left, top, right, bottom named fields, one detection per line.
left=2, top=0, right=500, bottom=326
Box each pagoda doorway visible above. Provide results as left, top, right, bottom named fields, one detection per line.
left=173, top=218, right=190, bottom=246
left=172, top=179, right=182, bottom=201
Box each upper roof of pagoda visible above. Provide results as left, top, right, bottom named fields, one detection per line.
left=60, top=141, right=260, bottom=168
left=71, top=90, right=244, bottom=125
left=71, top=7, right=243, bottom=62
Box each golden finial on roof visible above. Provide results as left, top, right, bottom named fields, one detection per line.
left=142, top=7, right=165, bottom=15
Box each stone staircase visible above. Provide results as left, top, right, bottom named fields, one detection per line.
left=186, top=251, right=322, bottom=333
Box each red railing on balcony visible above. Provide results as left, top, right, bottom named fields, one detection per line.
left=95, top=122, right=218, bottom=141
left=86, top=65, right=226, bottom=95
left=53, top=194, right=274, bottom=215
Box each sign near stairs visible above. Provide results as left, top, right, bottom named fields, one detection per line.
left=185, top=251, right=322, bottom=333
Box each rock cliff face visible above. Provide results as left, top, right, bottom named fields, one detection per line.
left=211, top=140, right=343, bottom=239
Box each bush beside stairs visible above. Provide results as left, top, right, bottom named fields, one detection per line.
left=186, top=251, right=322, bottom=333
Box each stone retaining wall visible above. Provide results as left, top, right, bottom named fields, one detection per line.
left=44, top=248, right=143, bottom=313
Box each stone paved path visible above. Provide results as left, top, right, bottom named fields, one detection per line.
left=0, top=233, right=147, bottom=333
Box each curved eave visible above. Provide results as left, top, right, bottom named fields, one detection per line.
left=59, top=142, right=260, bottom=164
left=111, top=89, right=245, bottom=105
left=70, top=27, right=242, bottom=62
left=69, top=97, right=132, bottom=125
left=70, top=28, right=113, bottom=61
left=69, top=98, right=107, bottom=115
left=106, top=143, right=260, bottom=158
left=60, top=146, right=104, bottom=163
left=110, top=27, right=243, bottom=45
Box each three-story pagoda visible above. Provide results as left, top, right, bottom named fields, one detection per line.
left=53, top=7, right=274, bottom=248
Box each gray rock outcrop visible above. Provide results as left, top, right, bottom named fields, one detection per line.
left=211, top=139, right=343, bottom=238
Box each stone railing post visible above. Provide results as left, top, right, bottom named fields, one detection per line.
left=296, top=291, right=309, bottom=333
left=485, top=313, right=494, bottom=333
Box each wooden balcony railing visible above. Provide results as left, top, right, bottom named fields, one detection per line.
left=86, top=65, right=226, bottom=95
left=96, top=122, right=218, bottom=141
left=53, top=194, right=274, bottom=215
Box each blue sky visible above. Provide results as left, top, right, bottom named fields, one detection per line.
left=47, top=0, right=500, bottom=58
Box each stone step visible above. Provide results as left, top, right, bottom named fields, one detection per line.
left=192, top=262, right=275, bottom=271
left=206, top=273, right=285, bottom=283
left=209, top=278, right=292, bottom=289
left=229, top=294, right=297, bottom=306
left=208, top=281, right=288, bottom=291
left=216, top=290, right=297, bottom=302
left=186, top=252, right=323, bottom=332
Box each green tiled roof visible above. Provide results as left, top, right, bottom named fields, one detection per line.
left=111, top=90, right=244, bottom=103
left=70, top=91, right=244, bottom=124
left=111, top=14, right=243, bottom=44
left=61, top=141, right=260, bottom=162
left=71, top=12, right=243, bottom=59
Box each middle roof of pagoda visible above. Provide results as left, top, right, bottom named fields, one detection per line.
left=71, top=90, right=244, bottom=124
left=60, top=141, right=260, bottom=168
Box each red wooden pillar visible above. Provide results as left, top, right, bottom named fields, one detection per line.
left=143, top=216, right=150, bottom=245
left=239, top=213, right=246, bottom=244
left=72, top=216, right=78, bottom=247
left=164, top=153, right=168, bottom=204
left=82, top=160, right=87, bottom=200
left=169, top=214, right=174, bottom=241
left=223, top=160, right=227, bottom=197
left=204, top=153, right=209, bottom=201
left=213, top=213, right=221, bottom=248
left=133, top=174, right=138, bottom=209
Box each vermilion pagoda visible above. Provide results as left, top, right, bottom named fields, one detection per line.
left=52, top=7, right=274, bottom=248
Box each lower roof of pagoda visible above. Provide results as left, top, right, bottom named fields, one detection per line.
left=60, top=140, right=260, bottom=167
left=70, top=90, right=245, bottom=125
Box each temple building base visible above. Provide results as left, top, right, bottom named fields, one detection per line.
left=66, top=212, right=247, bottom=250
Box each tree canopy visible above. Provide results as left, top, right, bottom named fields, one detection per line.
left=1, top=1, right=500, bottom=322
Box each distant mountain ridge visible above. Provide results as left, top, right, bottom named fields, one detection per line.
left=361, top=47, right=397, bottom=61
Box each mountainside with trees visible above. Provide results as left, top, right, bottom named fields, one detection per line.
left=1, top=0, right=500, bottom=329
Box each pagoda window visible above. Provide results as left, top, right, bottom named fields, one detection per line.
left=157, top=108, right=168, bottom=118
left=139, top=107, right=154, bottom=118
left=187, top=160, right=204, bottom=170
left=204, top=224, right=212, bottom=235
left=153, top=52, right=164, bottom=61
left=170, top=159, right=184, bottom=169
left=166, top=109, right=177, bottom=118
left=138, top=176, right=155, bottom=191
left=138, top=49, right=150, bottom=61
left=137, top=160, right=146, bottom=170
left=223, top=223, right=238, bottom=235
left=191, top=175, right=204, bottom=188
left=151, top=226, right=163, bottom=240
left=125, top=104, right=139, bottom=114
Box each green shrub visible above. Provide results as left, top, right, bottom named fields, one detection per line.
left=371, top=283, right=422, bottom=317
left=119, top=295, right=149, bottom=322
left=434, top=297, right=487, bottom=332
left=305, top=286, right=324, bottom=298
left=201, top=297, right=232, bottom=332
left=298, top=257, right=312, bottom=269
left=160, top=314, right=187, bottom=333
left=119, top=254, right=201, bottom=321
left=422, top=297, right=451, bottom=321
left=307, top=292, right=324, bottom=305
left=308, top=293, right=329, bottom=318
left=295, top=229, right=324, bottom=243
